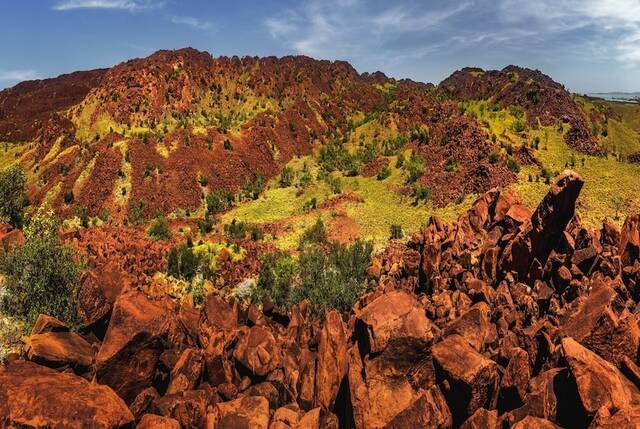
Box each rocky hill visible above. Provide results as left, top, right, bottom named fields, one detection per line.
left=439, top=66, right=602, bottom=155
left=2, top=170, right=640, bottom=428
left=0, top=49, right=593, bottom=223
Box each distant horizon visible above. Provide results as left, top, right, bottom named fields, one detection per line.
left=1, top=1, right=639, bottom=93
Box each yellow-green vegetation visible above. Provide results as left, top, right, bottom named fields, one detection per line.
left=73, top=154, right=96, bottom=196
left=604, top=119, right=640, bottom=156
left=462, top=99, right=640, bottom=228
left=192, top=241, right=246, bottom=272
left=40, top=136, right=63, bottom=165
left=113, top=141, right=131, bottom=209
left=223, top=154, right=475, bottom=250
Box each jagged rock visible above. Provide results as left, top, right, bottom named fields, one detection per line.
left=589, top=405, right=640, bottom=428
left=153, top=389, right=212, bottom=428
left=25, top=331, right=94, bottom=372
left=562, top=337, right=640, bottom=415
left=166, top=348, right=204, bottom=395
left=315, top=310, right=348, bottom=410
left=443, top=302, right=493, bottom=351
left=356, top=290, right=434, bottom=354
left=512, top=416, right=561, bottom=428
left=431, top=334, right=499, bottom=424
left=30, top=314, right=68, bottom=335
left=0, top=360, right=133, bottom=428
left=77, top=264, right=126, bottom=327
left=130, top=387, right=160, bottom=420
left=96, top=289, right=182, bottom=403
left=213, top=395, right=270, bottom=429
left=620, top=214, right=640, bottom=267
left=136, top=414, right=180, bottom=429
left=297, top=407, right=339, bottom=429
left=499, top=347, right=530, bottom=410
left=270, top=406, right=300, bottom=429
left=501, top=171, right=584, bottom=280
left=233, top=325, right=282, bottom=377
left=460, top=408, right=498, bottom=429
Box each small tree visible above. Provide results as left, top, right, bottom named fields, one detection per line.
left=390, top=224, right=403, bottom=239
left=0, top=165, right=29, bottom=228
left=0, top=203, right=83, bottom=328
left=612, top=196, right=626, bottom=220
left=279, top=166, right=294, bottom=188
left=148, top=214, right=171, bottom=240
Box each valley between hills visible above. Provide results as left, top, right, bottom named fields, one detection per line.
left=0, top=48, right=640, bottom=428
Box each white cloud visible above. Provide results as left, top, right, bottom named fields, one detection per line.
left=53, top=0, right=163, bottom=12
left=170, top=16, right=213, bottom=31
left=0, top=70, right=39, bottom=82
left=371, top=2, right=471, bottom=33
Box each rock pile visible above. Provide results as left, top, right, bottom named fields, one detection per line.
left=2, top=170, right=640, bottom=428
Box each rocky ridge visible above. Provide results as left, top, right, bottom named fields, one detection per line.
left=2, top=169, right=640, bottom=428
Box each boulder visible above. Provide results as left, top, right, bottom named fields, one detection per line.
left=77, top=264, right=126, bottom=327
left=214, top=395, right=270, bottom=429
left=356, top=290, right=433, bottom=355
left=96, top=289, right=181, bottom=403
left=512, top=416, right=561, bottom=429
left=25, top=331, right=94, bottom=372
left=443, top=302, right=493, bottom=351
left=136, top=414, right=180, bottom=429
left=620, top=214, right=640, bottom=267
left=30, top=314, right=68, bottom=335
left=153, top=389, right=212, bottom=429
left=460, top=408, right=498, bottom=429
left=315, top=310, right=348, bottom=410
left=233, top=325, right=282, bottom=377
left=562, top=337, right=640, bottom=415
left=431, top=334, right=499, bottom=424
left=501, top=170, right=584, bottom=280
left=130, top=387, right=160, bottom=420
left=166, top=348, right=204, bottom=395
left=0, top=360, right=133, bottom=428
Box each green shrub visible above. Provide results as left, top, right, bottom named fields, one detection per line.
left=291, top=240, right=373, bottom=313
left=302, top=197, right=317, bottom=212
left=148, top=214, right=171, bottom=240
left=376, top=166, right=391, bottom=180
left=223, top=139, right=233, bottom=150
left=412, top=184, right=432, bottom=202
left=128, top=200, right=146, bottom=225
left=224, top=219, right=263, bottom=240
left=0, top=165, right=29, bottom=228
left=404, top=152, right=425, bottom=183
left=63, top=191, right=74, bottom=205
left=251, top=252, right=298, bottom=308
left=299, top=218, right=327, bottom=248
left=396, top=153, right=405, bottom=168
left=0, top=204, right=83, bottom=328
left=445, top=156, right=457, bottom=172
left=242, top=175, right=265, bottom=200
left=390, top=224, right=403, bottom=239
left=512, top=118, right=527, bottom=133
left=198, top=217, right=215, bottom=235
left=167, top=243, right=201, bottom=280
left=507, top=159, right=520, bottom=173
left=206, top=190, right=233, bottom=215
left=488, top=151, right=500, bottom=164
left=279, top=166, right=294, bottom=188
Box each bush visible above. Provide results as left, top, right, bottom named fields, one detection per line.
left=404, top=152, right=425, bottom=183
left=376, top=166, right=391, bottom=180
left=0, top=204, right=83, bottom=328
left=445, top=156, right=457, bottom=172
left=0, top=165, right=29, bottom=228
left=396, top=153, right=405, bottom=168
left=206, top=190, right=233, bottom=215
left=148, top=214, right=171, bottom=240
left=198, top=217, right=215, bottom=235
left=251, top=252, right=298, bottom=308
left=412, top=184, right=432, bottom=202
left=390, top=224, right=403, bottom=239
left=279, top=166, right=294, bottom=188
left=299, top=218, right=327, bottom=248
left=167, top=243, right=201, bottom=281
left=242, top=175, right=265, bottom=200
left=327, top=175, right=342, bottom=194
left=63, top=191, right=74, bottom=205
left=128, top=200, right=146, bottom=225
left=512, top=118, right=527, bottom=133
left=223, top=139, right=233, bottom=150
left=302, top=197, right=317, bottom=212
left=224, top=219, right=263, bottom=240
left=488, top=151, right=500, bottom=164
left=507, top=159, right=520, bottom=173
left=291, top=240, right=373, bottom=313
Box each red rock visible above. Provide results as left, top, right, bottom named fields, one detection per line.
left=137, top=414, right=180, bottom=429
left=213, top=395, right=270, bottom=429
left=589, top=405, right=640, bottom=429
left=25, top=331, right=94, bottom=372
left=153, top=389, right=212, bottom=428
left=297, top=408, right=339, bottom=429
left=460, top=408, right=497, bottom=429
left=130, top=387, right=160, bottom=420
left=96, top=289, right=181, bottom=403
left=77, top=264, right=126, bottom=327
left=30, top=314, right=68, bottom=335
left=166, top=348, right=204, bottom=395
left=270, top=406, right=300, bottom=428
left=512, top=416, right=561, bottom=429
left=562, top=337, right=640, bottom=414
left=431, top=334, right=499, bottom=423
left=501, top=171, right=584, bottom=280
left=233, top=325, right=282, bottom=377
left=356, top=290, right=433, bottom=354
left=315, top=310, right=348, bottom=410
left=443, top=302, right=493, bottom=351
left=498, top=347, right=529, bottom=410
left=620, top=214, right=640, bottom=267
left=0, top=360, right=133, bottom=428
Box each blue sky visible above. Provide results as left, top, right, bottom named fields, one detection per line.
left=1, top=0, right=639, bottom=92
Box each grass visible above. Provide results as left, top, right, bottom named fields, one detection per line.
left=223, top=154, right=475, bottom=250
left=192, top=241, right=246, bottom=272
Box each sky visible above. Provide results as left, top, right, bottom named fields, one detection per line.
left=1, top=0, right=639, bottom=93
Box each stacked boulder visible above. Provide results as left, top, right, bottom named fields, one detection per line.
left=2, top=170, right=640, bottom=428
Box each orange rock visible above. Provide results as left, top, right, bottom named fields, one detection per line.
left=0, top=360, right=133, bottom=428
left=137, top=414, right=180, bottom=429
left=214, top=396, right=270, bottom=429
left=315, top=310, right=348, bottom=410
left=233, top=325, right=282, bottom=377
left=25, top=331, right=94, bottom=372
